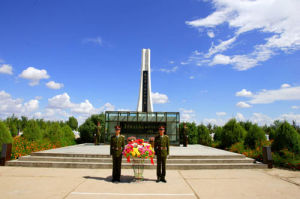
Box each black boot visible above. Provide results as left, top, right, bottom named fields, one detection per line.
left=156, top=177, right=160, bottom=183
left=161, top=177, right=167, bottom=183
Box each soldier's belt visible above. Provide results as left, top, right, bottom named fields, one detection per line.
left=112, top=148, right=122, bottom=150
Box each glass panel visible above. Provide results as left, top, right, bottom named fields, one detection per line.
left=157, top=113, right=165, bottom=122
left=166, top=113, right=177, bottom=122
left=147, top=113, right=156, bottom=122
left=108, top=112, right=118, bottom=121
left=138, top=113, right=147, bottom=122
left=119, top=113, right=127, bottom=121
left=128, top=113, right=137, bottom=121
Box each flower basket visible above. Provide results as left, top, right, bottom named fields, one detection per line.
left=132, top=158, right=144, bottom=180
left=123, top=139, right=155, bottom=180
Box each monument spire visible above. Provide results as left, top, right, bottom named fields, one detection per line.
left=137, top=48, right=153, bottom=112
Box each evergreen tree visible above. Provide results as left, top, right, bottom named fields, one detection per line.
left=221, top=119, right=246, bottom=148
left=0, top=121, right=13, bottom=152
left=197, top=124, right=212, bottom=146
left=244, top=124, right=266, bottom=149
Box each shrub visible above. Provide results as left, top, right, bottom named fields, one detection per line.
left=23, top=120, right=42, bottom=141
left=0, top=121, right=13, bottom=152
left=220, top=119, right=246, bottom=148
left=197, top=124, right=212, bottom=146
left=244, top=124, right=266, bottom=149
left=272, top=121, right=300, bottom=153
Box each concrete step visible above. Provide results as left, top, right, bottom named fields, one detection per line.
left=19, top=155, right=254, bottom=164
left=6, top=160, right=267, bottom=169
left=30, top=152, right=245, bottom=159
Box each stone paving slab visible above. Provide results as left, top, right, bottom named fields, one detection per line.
left=36, top=143, right=243, bottom=156
left=1, top=167, right=300, bottom=199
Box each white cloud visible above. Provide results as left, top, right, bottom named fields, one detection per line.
left=251, top=113, right=273, bottom=126
left=186, top=0, right=300, bottom=70
left=46, top=81, right=64, bottom=90
left=71, top=100, right=95, bottom=114
left=169, top=61, right=175, bottom=64
left=236, top=89, right=253, bottom=97
left=47, top=93, right=115, bottom=120
left=83, top=36, right=103, bottom=46
left=281, top=83, right=291, bottom=88
left=179, top=108, right=196, bottom=122
left=292, top=106, right=299, bottom=109
left=151, top=92, right=168, bottom=104
left=207, top=31, right=215, bottom=38
left=236, top=101, right=252, bottom=108
left=279, top=113, right=300, bottom=124
left=189, top=76, right=195, bottom=79
left=159, top=66, right=178, bottom=73
left=236, top=112, right=245, bottom=121
left=249, top=85, right=300, bottom=104
left=203, top=118, right=227, bottom=126
left=206, top=36, right=237, bottom=58
left=210, top=54, right=231, bottom=65
left=0, top=64, right=13, bottom=75
left=19, top=67, right=50, bottom=86
left=216, top=112, right=226, bottom=116
left=180, top=61, right=188, bottom=65
left=48, top=93, right=72, bottom=109
left=24, top=99, right=39, bottom=112
left=0, top=90, right=39, bottom=118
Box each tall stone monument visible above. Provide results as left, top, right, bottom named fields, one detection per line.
left=137, top=48, right=153, bottom=112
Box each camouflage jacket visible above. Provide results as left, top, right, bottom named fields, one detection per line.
left=110, top=135, right=125, bottom=157
left=154, top=135, right=170, bottom=157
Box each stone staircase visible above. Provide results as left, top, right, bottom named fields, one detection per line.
left=6, top=151, right=267, bottom=169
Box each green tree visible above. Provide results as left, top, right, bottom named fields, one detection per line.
left=9, top=123, right=18, bottom=137
left=23, top=120, right=42, bottom=141
left=239, top=120, right=253, bottom=132
left=66, top=116, right=78, bottom=130
left=46, top=122, right=64, bottom=144
left=78, top=119, right=95, bottom=143
left=213, top=126, right=223, bottom=142
left=0, top=121, right=13, bottom=152
left=272, top=121, right=300, bottom=153
left=197, top=124, right=212, bottom=146
left=186, top=122, right=198, bottom=144
left=244, top=124, right=266, bottom=149
left=61, top=125, right=75, bottom=146
left=20, top=116, right=28, bottom=131
left=221, top=119, right=246, bottom=148
left=78, top=114, right=105, bottom=143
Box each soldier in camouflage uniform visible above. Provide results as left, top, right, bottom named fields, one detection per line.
left=110, top=125, right=125, bottom=182
left=154, top=126, right=169, bottom=183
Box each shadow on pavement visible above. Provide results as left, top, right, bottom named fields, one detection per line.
left=83, top=175, right=156, bottom=183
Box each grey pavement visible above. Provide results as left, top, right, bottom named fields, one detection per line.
left=0, top=167, right=300, bottom=199
left=36, top=143, right=242, bottom=156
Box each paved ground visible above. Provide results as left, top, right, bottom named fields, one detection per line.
left=36, top=143, right=242, bottom=156
left=0, top=167, right=299, bottom=199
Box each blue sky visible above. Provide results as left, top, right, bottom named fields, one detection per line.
left=0, top=0, right=300, bottom=125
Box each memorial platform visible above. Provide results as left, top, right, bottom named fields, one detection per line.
left=6, top=143, right=267, bottom=169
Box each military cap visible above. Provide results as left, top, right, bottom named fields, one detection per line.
left=115, top=125, right=121, bottom=130
left=159, top=126, right=165, bottom=130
